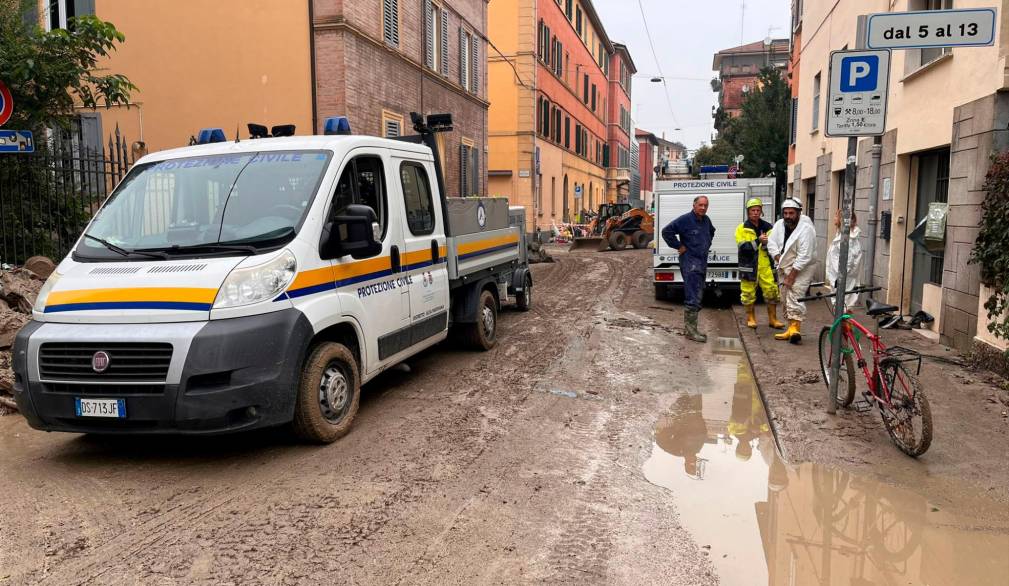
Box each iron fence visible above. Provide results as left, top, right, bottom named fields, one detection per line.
left=0, top=128, right=134, bottom=265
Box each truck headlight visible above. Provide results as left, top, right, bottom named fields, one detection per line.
left=33, top=271, right=62, bottom=314
left=213, top=250, right=297, bottom=309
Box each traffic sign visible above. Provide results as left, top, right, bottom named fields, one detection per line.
left=0, top=130, right=34, bottom=153
left=867, top=8, right=996, bottom=50
left=0, top=80, right=13, bottom=127
left=826, top=49, right=891, bottom=137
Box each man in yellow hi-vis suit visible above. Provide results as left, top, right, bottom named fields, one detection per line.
left=735, top=198, right=785, bottom=330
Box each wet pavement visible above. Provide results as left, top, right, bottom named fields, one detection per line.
left=643, top=329, right=1009, bottom=585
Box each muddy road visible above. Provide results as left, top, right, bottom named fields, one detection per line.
left=1, top=248, right=1006, bottom=585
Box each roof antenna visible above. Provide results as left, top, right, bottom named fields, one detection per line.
left=234, top=124, right=240, bottom=143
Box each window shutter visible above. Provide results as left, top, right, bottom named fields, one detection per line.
left=459, top=29, right=467, bottom=87
left=385, top=120, right=401, bottom=138
left=471, top=35, right=479, bottom=93
left=440, top=10, right=449, bottom=76
left=424, top=0, right=434, bottom=69
left=460, top=144, right=469, bottom=197
left=74, top=0, right=95, bottom=17
left=470, top=147, right=480, bottom=196
left=383, top=0, right=399, bottom=45
left=790, top=98, right=798, bottom=145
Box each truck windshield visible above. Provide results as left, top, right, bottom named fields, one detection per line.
left=76, top=150, right=331, bottom=260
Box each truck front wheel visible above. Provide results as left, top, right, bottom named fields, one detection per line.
left=292, top=342, right=361, bottom=444
left=462, top=289, right=498, bottom=351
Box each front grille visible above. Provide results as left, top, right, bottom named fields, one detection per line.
left=42, top=382, right=165, bottom=396
left=39, top=342, right=173, bottom=382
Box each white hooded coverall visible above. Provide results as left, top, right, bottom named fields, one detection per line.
left=766, top=214, right=817, bottom=321
left=826, top=226, right=864, bottom=310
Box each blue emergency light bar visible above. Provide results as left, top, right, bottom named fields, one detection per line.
left=324, top=116, right=352, bottom=135
left=197, top=128, right=227, bottom=144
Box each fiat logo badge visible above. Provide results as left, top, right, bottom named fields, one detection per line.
left=91, top=351, right=110, bottom=373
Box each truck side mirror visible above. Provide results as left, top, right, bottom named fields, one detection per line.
left=320, top=204, right=383, bottom=260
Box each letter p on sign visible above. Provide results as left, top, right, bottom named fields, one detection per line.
left=840, top=55, right=879, bottom=92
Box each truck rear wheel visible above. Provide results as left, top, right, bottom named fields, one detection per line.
left=631, top=230, right=650, bottom=249
left=462, top=289, right=498, bottom=350
left=292, top=342, right=360, bottom=444
left=609, top=232, right=629, bottom=251
left=516, top=275, right=533, bottom=311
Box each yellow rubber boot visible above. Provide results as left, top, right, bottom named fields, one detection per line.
left=766, top=303, right=786, bottom=329
left=745, top=304, right=757, bottom=329
left=775, top=319, right=802, bottom=342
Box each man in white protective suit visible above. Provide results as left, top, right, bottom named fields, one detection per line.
left=766, top=198, right=817, bottom=344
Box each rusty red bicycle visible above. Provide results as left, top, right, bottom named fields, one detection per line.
left=799, top=284, right=933, bottom=457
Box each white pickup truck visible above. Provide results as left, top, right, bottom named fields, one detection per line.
left=653, top=178, right=776, bottom=300
left=12, top=113, right=531, bottom=443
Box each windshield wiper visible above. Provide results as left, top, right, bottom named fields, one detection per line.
left=83, top=234, right=168, bottom=260
left=135, top=243, right=257, bottom=255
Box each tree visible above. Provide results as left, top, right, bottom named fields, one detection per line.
left=0, top=0, right=136, bottom=132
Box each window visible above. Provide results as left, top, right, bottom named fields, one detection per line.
left=460, top=29, right=471, bottom=89
left=425, top=1, right=448, bottom=75
left=811, top=72, right=820, bottom=131
left=804, top=178, right=815, bottom=221
left=400, top=162, right=436, bottom=235
left=583, top=74, right=589, bottom=103
left=591, top=84, right=596, bottom=112
left=460, top=142, right=480, bottom=197
left=789, top=97, right=798, bottom=145
left=331, top=156, right=388, bottom=239
left=575, top=124, right=582, bottom=155
left=566, top=0, right=573, bottom=19
left=575, top=6, right=582, bottom=35
left=382, top=111, right=403, bottom=138
left=564, top=117, right=571, bottom=148
left=553, top=108, right=561, bottom=143
left=45, top=0, right=93, bottom=31
left=459, top=29, right=478, bottom=93
left=915, top=0, right=954, bottom=67
left=383, top=0, right=399, bottom=46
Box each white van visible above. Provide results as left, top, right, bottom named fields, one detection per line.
left=653, top=178, right=776, bottom=300
left=12, top=113, right=530, bottom=443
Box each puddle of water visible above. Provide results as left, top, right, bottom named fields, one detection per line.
left=643, top=336, right=1009, bottom=586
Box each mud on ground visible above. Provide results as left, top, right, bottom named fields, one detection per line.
left=736, top=300, right=1009, bottom=520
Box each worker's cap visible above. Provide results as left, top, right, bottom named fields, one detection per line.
left=781, top=198, right=803, bottom=211
left=745, top=198, right=763, bottom=210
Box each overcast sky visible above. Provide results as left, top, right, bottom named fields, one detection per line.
left=594, top=0, right=790, bottom=151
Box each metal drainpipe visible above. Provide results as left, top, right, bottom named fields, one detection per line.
left=864, top=136, right=883, bottom=286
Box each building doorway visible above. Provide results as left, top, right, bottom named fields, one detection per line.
left=909, top=148, right=950, bottom=313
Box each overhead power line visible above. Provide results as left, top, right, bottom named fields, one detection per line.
left=636, top=0, right=680, bottom=128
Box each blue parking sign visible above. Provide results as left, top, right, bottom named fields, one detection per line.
left=840, top=55, right=879, bottom=92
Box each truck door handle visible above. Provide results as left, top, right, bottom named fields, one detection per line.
left=390, top=245, right=401, bottom=273
left=431, top=240, right=440, bottom=265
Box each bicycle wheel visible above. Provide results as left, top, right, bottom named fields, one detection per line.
left=877, top=358, right=933, bottom=457
left=818, top=326, right=857, bottom=407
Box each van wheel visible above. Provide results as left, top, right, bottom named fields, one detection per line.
left=516, top=275, right=533, bottom=311
left=292, top=342, right=360, bottom=444
left=631, top=230, right=650, bottom=249
left=462, top=289, right=498, bottom=351
left=609, top=232, right=629, bottom=250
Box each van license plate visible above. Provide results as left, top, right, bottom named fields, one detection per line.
left=707, top=271, right=731, bottom=280
left=75, top=398, right=126, bottom=418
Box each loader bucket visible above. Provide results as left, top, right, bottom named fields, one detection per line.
left=569, top=236, right=607, bottom=251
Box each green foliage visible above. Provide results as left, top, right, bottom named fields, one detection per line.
left=694, top=67, right=788, bottom=188
left=0, top=0, right=136, bottom=132
left=970, top=151, right=1009, bottom=342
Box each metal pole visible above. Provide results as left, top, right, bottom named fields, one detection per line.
left=828, top=142, right=857, bottom=415
left=864, top=137, right=882, bottom=286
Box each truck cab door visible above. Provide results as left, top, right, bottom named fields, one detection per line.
left=394, top=158, right=449, bottom=343
left=325, top=152, right=411, bottom=372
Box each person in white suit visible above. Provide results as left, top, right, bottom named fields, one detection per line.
left=826, top=209, right=863, bottom=311
left=766, top=198, right=817, bottom=344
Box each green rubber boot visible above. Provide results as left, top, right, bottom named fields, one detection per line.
left=684, top=309, right=708, bottom=343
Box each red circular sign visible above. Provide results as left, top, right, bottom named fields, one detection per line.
left=0, top=80, right=13, bottom=127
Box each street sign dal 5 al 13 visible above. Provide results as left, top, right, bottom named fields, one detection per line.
left=825, top=49, right=891, bottom=138
left=867, top=8, right=997, bottom=50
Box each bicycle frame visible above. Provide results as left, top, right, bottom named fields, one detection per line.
left=837, top=318, right=899, bottom=408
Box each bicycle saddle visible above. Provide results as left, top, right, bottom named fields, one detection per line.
left=865, top=298, right=899, bottom=317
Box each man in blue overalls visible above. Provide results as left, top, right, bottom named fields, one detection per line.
left=662, top=196, right=715, bottom=342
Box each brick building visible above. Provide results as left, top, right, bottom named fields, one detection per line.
left=606, top=43, right=636, bottom=202
left=712, top=38, right=789, bottom=120
left=313, top=0, right=488, bottom=197
left=487, top=0, right=633, bottom=229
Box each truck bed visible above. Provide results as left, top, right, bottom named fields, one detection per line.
left=445, top=198, right=522, bottom=281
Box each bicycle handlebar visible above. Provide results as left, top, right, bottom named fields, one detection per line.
left=798, top=285, right=882, bottom=303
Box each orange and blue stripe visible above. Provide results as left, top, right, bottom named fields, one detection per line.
left=457, top=234, right=519, bottom=261
left=44, top=287, right=218, bottom=313
left=282, top=246, right=449, bottom=300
